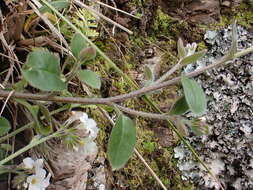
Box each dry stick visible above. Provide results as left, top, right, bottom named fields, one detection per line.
left=0, top=47, right=251, bottom=104
left=74, top=0, right=133, bottom=35
left=116, top=105, right=170, bottom=120
left=29, top=0, right=70, bottom=50
left=93, top=0, right=141, bottom=19
left=154, top=62, right=182, bottom=84
left=0, top=52, right=24, bottom=65
left=0, top=90, right=15, bottom=116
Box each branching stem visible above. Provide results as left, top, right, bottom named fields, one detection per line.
left=0, top=47, right=252, bottom=104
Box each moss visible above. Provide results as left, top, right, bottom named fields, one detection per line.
left=152, top=9, right=173, bottom=35
left=150, top=8, right=190, bottom=39
left=233, top=3, right=253, bottom=28
left=197, top=41, right=207, bottom=51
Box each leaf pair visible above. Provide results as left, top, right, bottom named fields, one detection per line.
left=22, top=50, right=66, bottom=91
left=71, top=33, right=101, bottom=89
left=170, top=75, right=206, bottom=116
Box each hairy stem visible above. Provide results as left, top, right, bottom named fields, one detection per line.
left=1, top=48, right=251, bottom=104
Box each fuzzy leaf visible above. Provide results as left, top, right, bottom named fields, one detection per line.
left=181, top=50, right=207, bottom=65
left=169, top=96, right=189, bottom=115
left=78, top=70, right=101, bottom=89
left=144, top=64, right=155, bottom=82
left=22, top=49, right=65, bottom=91
left=0, top=117, right=11, bottom=136
left=71, top=33, right=88, bottom=58
left=107, top=114, right=136, bottom=170
left=78, top=47, right=96, bottom=62
left=181, top=75, right=206, bottom=116
left=177, top=38, right=187, bottom=58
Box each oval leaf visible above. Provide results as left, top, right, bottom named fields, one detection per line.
left=181, top=75, right=206, bottom=116
left=169, top=96, right=189, bottom=115
left=107, top=114, right=136, bottom=170
left=181, top=50, right=207, bottom=65
left=0, top=117, right=11, bottom=136
left=22, top=50, right=65, bottom=91
left=23, top=70, right=66, bottom=91
left=78, top=70, right=101, bottom=89
left=71, top=33, right=88, bottom=58
left=144, top=64, right=155, bottom=82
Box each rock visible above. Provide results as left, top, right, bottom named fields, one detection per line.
left=174, top=25, right=253, bottom=189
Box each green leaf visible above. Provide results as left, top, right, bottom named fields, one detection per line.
left=0, top=117, right=11, bottom=136
left=37, top=104, right=53, bottom=135
left=78, top=70, right=101, bottom=89
left=13, top=79, right=27, bottom=92
left=181, top=50, right=207, bottom=65
left=169, top=96, right=189, bottom=115
left=107, top=114, right=136, bottom=170
left=22, top=49, right=66, bottom=91
left=39, top=0, right=70, bottom=13
left=181, top=75, right=206, bottom=116
left=71, top=33, right=88, bottom=58
left=38, top=104, right=52, bottom=126
left=144, top=64, right=155, bottom=82
left=177, top=38, right=186, bottom=59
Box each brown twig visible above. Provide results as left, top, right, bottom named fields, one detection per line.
left=116, top=105, right=171, bottom=120
left=0, top=53, right=232, bottom=104
left=0, top=46, right=252, bottom=106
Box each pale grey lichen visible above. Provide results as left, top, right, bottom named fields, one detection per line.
left=174, top=25, right=253, bottom=190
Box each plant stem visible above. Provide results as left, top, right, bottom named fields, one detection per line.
left=0, top=104, right=74, bottom=144
left=0, top=124, right=32, bottom=144
left=0, top=131, right=60, bottom=166
left=0, top=48, right=249, bottom=105
left=116, top=105, right=171, bottom=120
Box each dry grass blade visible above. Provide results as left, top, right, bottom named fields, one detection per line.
left=74, top=0, right=133, bottom=34
left=30, top=0, right=70, bottom=52
left=93, top=0, right=141, bottom=19
left=0, top=90, right=14, bottom=116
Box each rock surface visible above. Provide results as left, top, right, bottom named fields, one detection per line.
left=175, top=25, right=253, bottom=189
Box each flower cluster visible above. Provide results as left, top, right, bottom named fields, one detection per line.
left=23, top=157, right=51, bottom=190
left=67, top=111, right=99, bottom=154
left=185, top=42, right=197, bottom=57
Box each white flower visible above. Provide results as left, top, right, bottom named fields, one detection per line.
left=65, top=111, right=99, bottom=154
left=23, top=157, right=43, bottom=170
left=79, top=112, right=88, bottom=123
left=78, top=116, right=99, bottom=141
left=65, top=111, right=88, bottom=126
left=85, top=119, right=99, bottom=140
left=26, top=168, right=51, bottom=190
left=185, top=42, right=197, bottom=56
left=81, top=141, right=98, bottom=155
